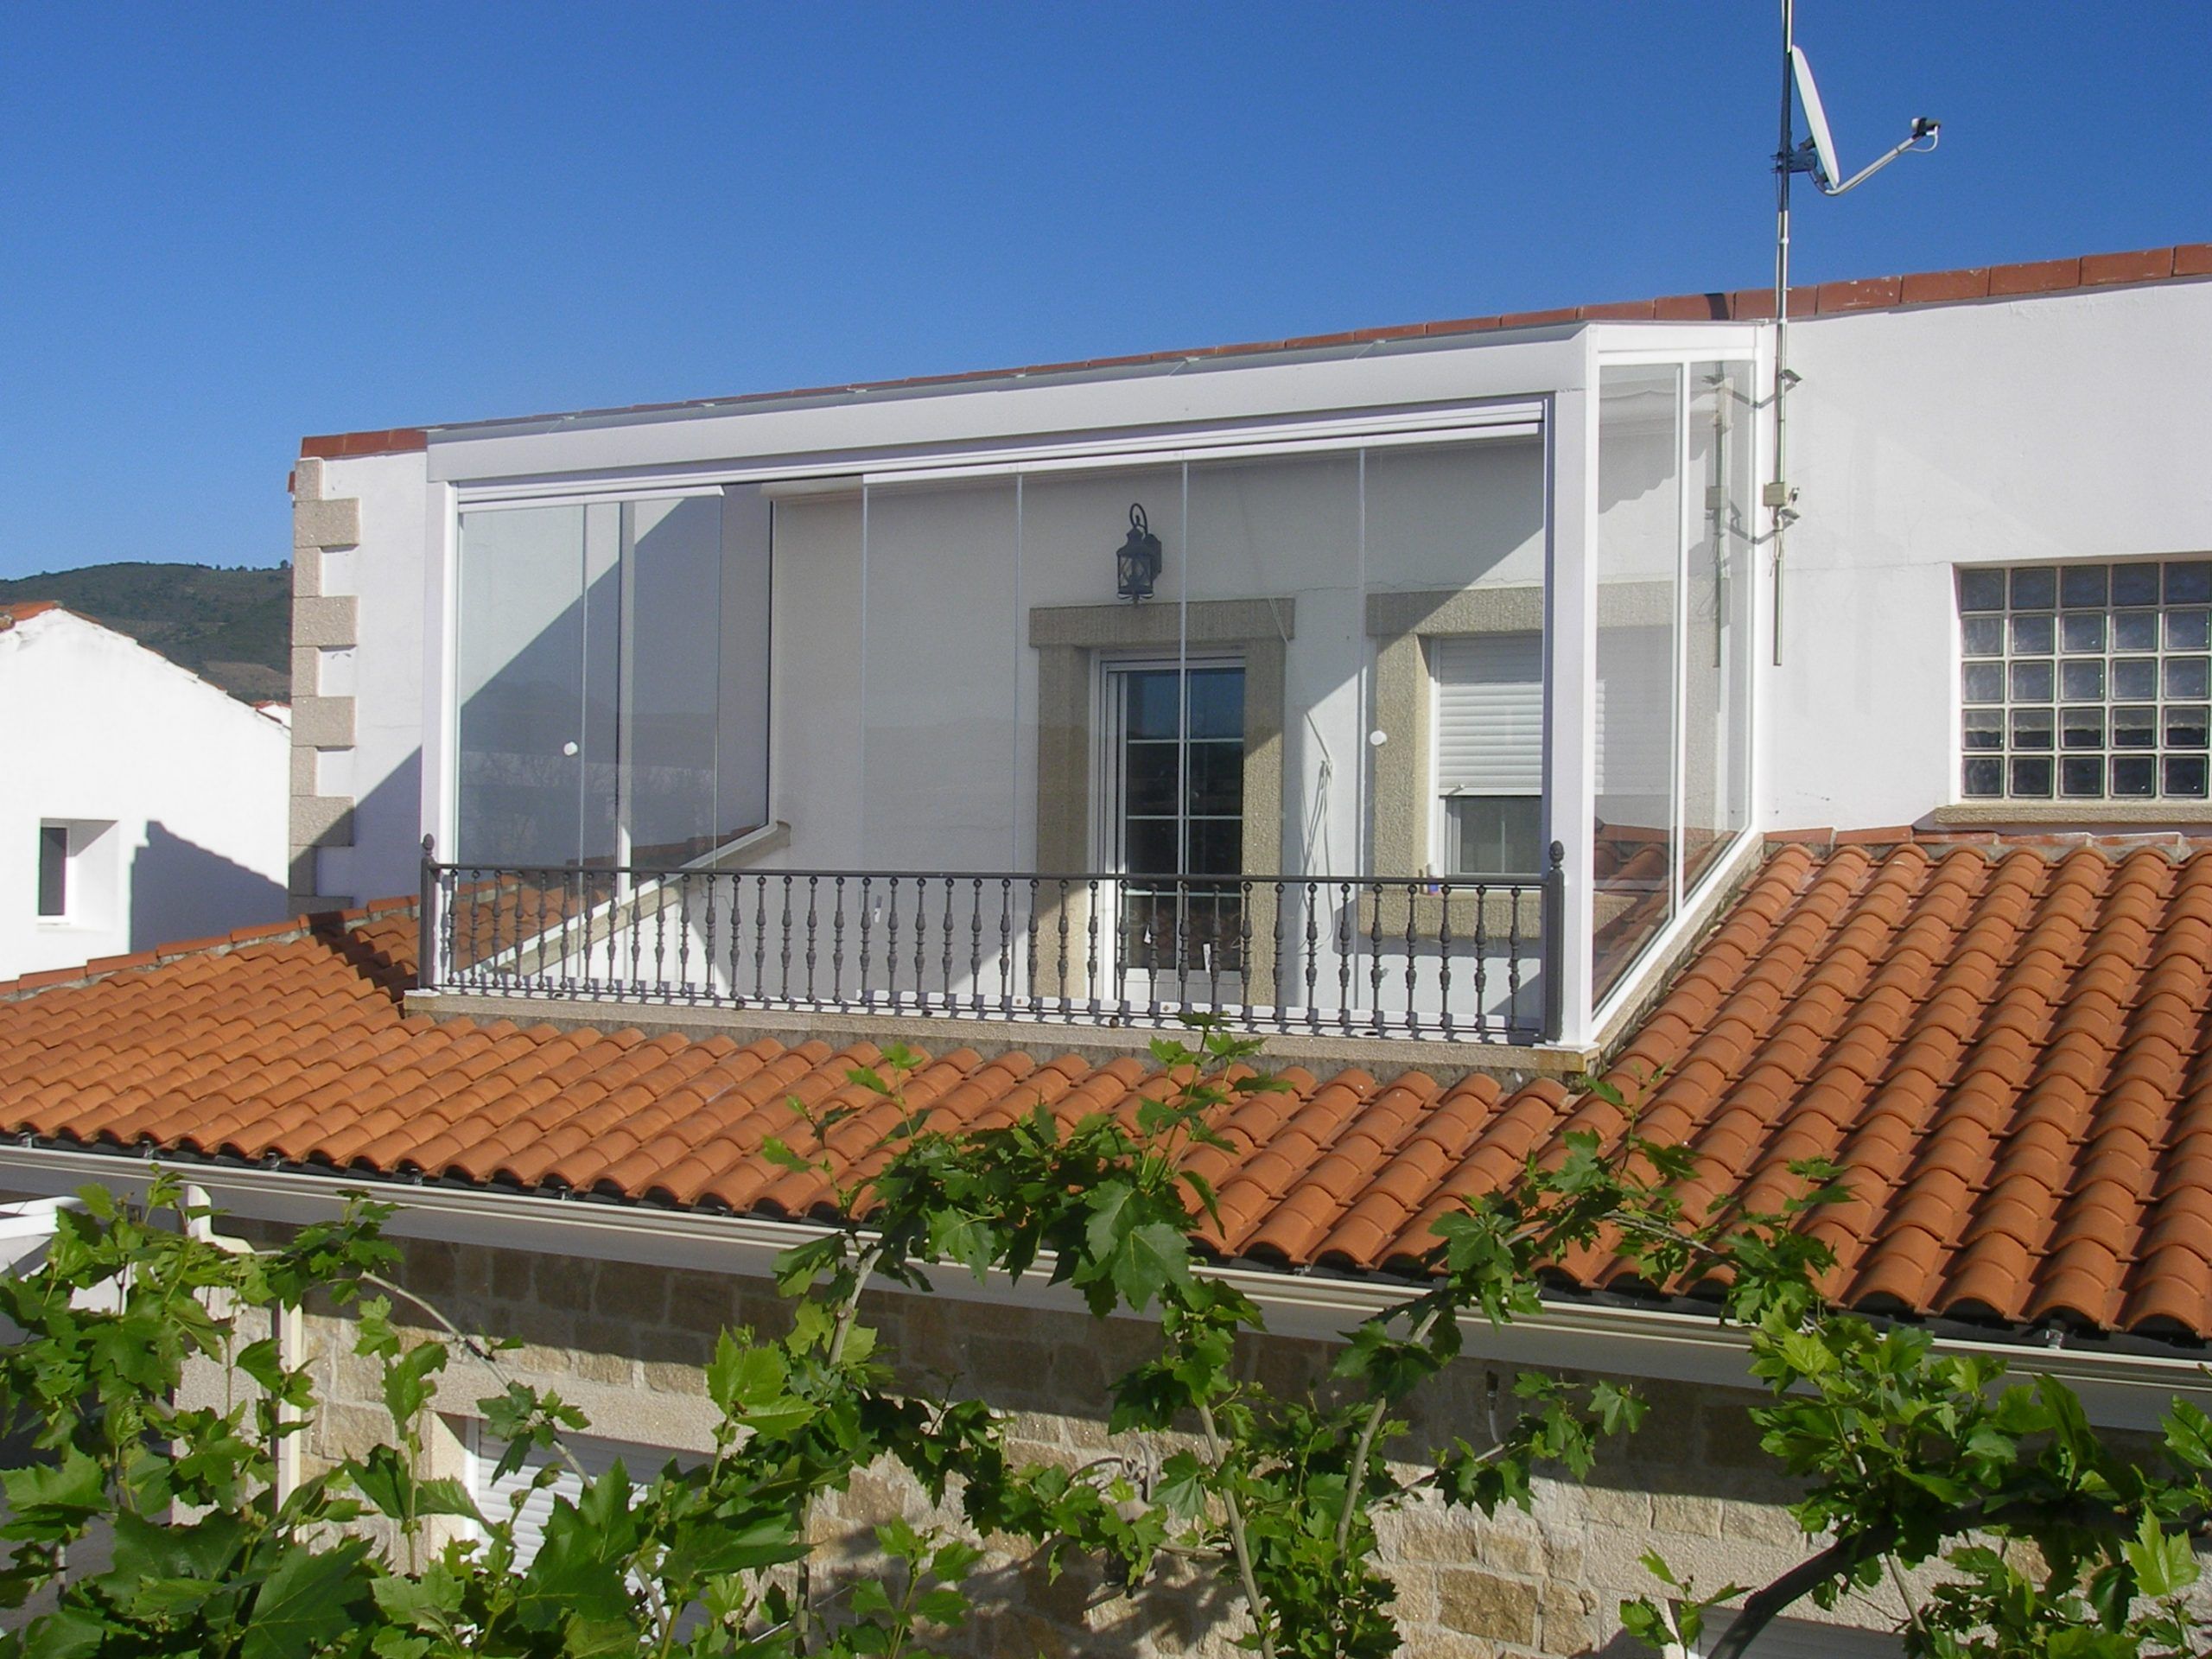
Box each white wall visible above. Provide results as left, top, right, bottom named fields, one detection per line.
left=1763, top=279, right=2212, bottom=829
left=0, top=612, right=289, bottom=978
left=318, top=449, right=431, bottom=904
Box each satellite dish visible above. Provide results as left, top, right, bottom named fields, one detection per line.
left=1788, top=46, right=1841, bottom=191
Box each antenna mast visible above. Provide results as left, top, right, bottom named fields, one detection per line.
left=1770, top=0, right=1800, bottom=667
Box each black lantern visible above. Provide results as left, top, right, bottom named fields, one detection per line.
left=1115, top=503, right=1163, bottom=602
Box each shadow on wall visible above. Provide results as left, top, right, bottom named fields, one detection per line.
left=130, top=822, right=287, bottom=950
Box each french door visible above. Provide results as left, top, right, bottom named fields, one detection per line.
left=1101, top=660, right=1246, bottom=993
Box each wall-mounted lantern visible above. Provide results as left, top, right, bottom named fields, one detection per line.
left=1116, top=504, right=1162, bottom=603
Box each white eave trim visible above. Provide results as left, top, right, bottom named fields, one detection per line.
left=0, top=1144, right=2201, bottom=1430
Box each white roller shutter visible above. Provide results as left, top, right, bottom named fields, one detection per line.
left=463, top=1420, right=691, bottom=1567
left=1432, top=633, right=1542, bottom=797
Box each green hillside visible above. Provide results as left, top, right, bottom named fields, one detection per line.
left=0, top=562, right=291, bottom=702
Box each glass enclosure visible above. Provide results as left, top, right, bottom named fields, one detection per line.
left=440, top=334, right=1760, bottom=1043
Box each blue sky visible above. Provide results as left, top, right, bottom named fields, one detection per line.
left=1, top=3, right=2204, bottom=582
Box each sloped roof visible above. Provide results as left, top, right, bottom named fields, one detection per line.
left=299, top=243, right=2212, bottom=461
left=2, top=838, right=2209, bottom=1343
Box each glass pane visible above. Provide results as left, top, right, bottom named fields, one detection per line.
left=1186, top=817, right=1242, bottom=876
left=2060, top=613, right=2106, bottom=653
left=2009, top=660, right=2054, bottom=702
left=2168, top=562, right=2212, bottom=604
left=2059, top=658, right=2105, bottom=701
left=1123, top=741, right=1179, bottom=815
left=1185, top=741, right=1244, bottom=816
left=1123, top=817, right=1178, bottom=874
left=2112, top=706, right=2158, bottom=748
left=1962, top=756, right=2003, bottom=797
left=2060, top=756, right=2105, bottom=798
left=1958, top=568, right=2005, bottom=612
left=1447, top=797, right=1542, bottom=876
left=1961, top=709, right=2005, bottom=750
left=455, top=504, right=588, bottom=868
left=2114, top=611, right=2161, bottom=651
left=1681, top=361, right=1754, bottom=894
left=2169, top=610, right=2211, bottom=652
left=2168, top=757, right=2209, bottom=798
left=1961, top=615, right=2005, bottom=656
left=2010, top=568, right=2056, bottom=609
left=2113, top=658, right=2159, bottom=699
left=622, top=496, right=725, bottom=865
left=2166, top=658, right=2210, bottom=700
left=715, top=486, right=773, bottom=854
left=2060, top=564, right=2108, bottom=608
left=2010, top=709, right=2053, bottom=750
left=2010, top=613, right=2054, bottom=655
left=2112, top=563, right=2160, bottom=607
left=1961, top=662, right=2005, bottom=704
left=1594, top=365, right=1681, bottom=1000
left=2166, top=706, right=2209, bottom=750
left=2113, top=755, right=2156, bottom=797
left=861, top=477, right=1020, bottom=871
left=2010, top=756, right=2053, bottom=796
left=2059, top=706, right=2104, bottom=749
left=1184, top=666, right=1246, bottom=740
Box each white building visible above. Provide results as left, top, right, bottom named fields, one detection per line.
left=0, top=601, right=291, bottom=980
left=287, top=243, right=2212, bottom=1053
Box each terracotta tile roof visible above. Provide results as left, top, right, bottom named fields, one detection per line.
left=301, top=243, right=2212, bottom=461
left=5, top=841, right=2212, bottom=1344
left=0, top=601, right=62, bottom=631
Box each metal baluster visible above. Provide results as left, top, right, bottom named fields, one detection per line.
left=997, top=879, right=1013, bottom=1017
left=912, top=880, right=929, bottom=1013
left=1437, top=887, right=1454, bottom=1041
left=675, top=874, right=691, bottom=1002
left=1336, top=882, right=1354, bottom=1035
left=779, top=876, right=795, bottom=1002
left=1507, top=878, right=1523, bottom=1033
left=941, top=880, right=956, bottom=1013
left=650, top=871, right=668, bottom=996
left=1054, top=880, right=1071, bottom=1021
left=1205, top=883, right=1222, bottom=1019
left=1026, top=878, right=1042, bottom=1018
left=1113, top=883, right=1131, bottom=1025
left=968, top=880, right=984, bottom=1016
left=1369, top=880, right=1388, bottom=1036
left=626, top=871, right=644, bottom=998
left=1403, top=880, right=1421, bottom=1039
left=1237, top=880, right=1254, bottom=1030
left=1085, top=879, right=1101, bottom=1021
left=804, top=876, right=820, bottom=1005
left=857, top=875, right=874, bottom=1013
left=886, top=875, right=902, bottom=1013
left=1472, top=883, right=1490, bottom=1042
left=752, top=875, right=769, bottom=1005
left=702, top=869, right=717, bottom=1004
left=831, top=875, right=847, bottom=1012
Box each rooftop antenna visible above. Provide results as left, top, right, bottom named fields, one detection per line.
left=1769, top=0, right=1940, bottom=664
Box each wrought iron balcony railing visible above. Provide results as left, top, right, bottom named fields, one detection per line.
left=418, top=842, right=1564, bottom=1045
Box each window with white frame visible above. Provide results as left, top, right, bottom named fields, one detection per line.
left=1958, top=559, right=2211, bottom=802
left=1431, top=632, right=1542, bottom=874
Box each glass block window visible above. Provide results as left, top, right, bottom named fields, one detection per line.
left=1959, top=559, right=2211, bottom=801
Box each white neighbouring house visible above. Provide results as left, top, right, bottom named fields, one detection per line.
left=0, top=601, right=290, bottom=980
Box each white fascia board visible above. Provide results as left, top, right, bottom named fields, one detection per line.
left=426, top=333, right=1591, bottom=488
left=0, top=1144, right=2200, bottom=1430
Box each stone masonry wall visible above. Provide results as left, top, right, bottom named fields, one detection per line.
left=281, top=1231, right=1952, bottom=1659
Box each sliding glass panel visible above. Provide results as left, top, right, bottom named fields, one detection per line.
left=1593, top=365, right=1682, bottom=1001
left=715, top=486, right=773, bottom=850
left=621, top=496, right=723, bottom=864
left=859, top=476, right=1020, bottom=872
left=1681, top=361, right=1755, bottom=892
left=455, top=505, right=590, bottom=868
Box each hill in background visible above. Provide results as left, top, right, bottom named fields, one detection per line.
left=0, top=563, right=290, bottom=702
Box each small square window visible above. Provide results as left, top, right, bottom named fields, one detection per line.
left=2059, top=565, right=2108, bottom=608
left=2059, top=659, right=2104, bottom=700
left=1958, top=569, right=2006, bottom=612
left=1961, top=662, right=2005, bottom=704
left=2060, top=613, right=2106, bottom=653
left=2010, top=709, right=2053, bottom=750
left=2060, top=756, right=2105, bottom=798
left=2169, top=610, right=2211, bottom=652
left=2166, top=706, right=2209, bottom=750
left=2113, top=658, right=2159, bottom=699
left=2009, top=660, right=2054, bottom=702
left=2010, top=613, right=2054, bottom=655
left=2168, top=562, right=2212, bottom=605
left=1962, top=756, right=2004, bottom=797
left=2010, top=568, right=2057, bottom=610
left=2010, top=756, right=2053, bottom=797
left=2166, top=658, right=2210, bottom=701
left=2113, top=564, right=2161, bottom=607
left=2112, top=705, right=2158, bottom=749
left=2060, top=706, right=2104, bottom=749
left=2168, top=756, right=2210, bottom=798
left=2112, top=755, right=2157, bottom=797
